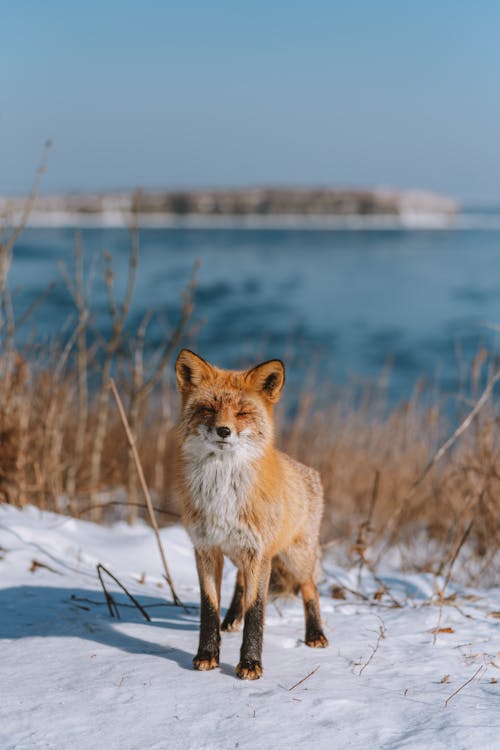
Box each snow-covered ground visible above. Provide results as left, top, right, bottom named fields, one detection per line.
left=1, top=505, right=498, bottom=750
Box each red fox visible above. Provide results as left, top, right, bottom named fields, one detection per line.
left=174, top=349, right=328, bottom=680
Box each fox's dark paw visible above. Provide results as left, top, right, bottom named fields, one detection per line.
left=221, top=615, right=242, bottom=632
left=236, top=659, right=263, bottom=680
left=193, top=652, right=219, bottom=671
left=305, top=632, right=329, bottom=648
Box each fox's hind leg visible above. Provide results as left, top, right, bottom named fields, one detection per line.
left=278, top=543, right=328, bottom=648
left=300, top=578, right=328, bottom=648
left=221, top=569, right=244, bottom=632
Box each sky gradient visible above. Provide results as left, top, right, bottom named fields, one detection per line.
left=3, top=1, right=500, bottom=201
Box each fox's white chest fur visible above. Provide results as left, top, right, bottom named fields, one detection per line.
left=182, top=436, right=261, bottom=557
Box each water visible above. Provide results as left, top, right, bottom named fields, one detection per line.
left=8, top=223, right=500, bottom=403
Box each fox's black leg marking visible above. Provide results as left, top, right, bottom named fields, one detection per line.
left=304, top=598, right=328, bottom=646
left=237, top=559, right=271, bottom=679
left=300, top=578, right=328, bottom=648
left=222, top=573, right=244, bottom=631
left=237, top=594, right=265, bottom=679
left=194, top=592, right=221, bottom=669
left=193, top=548, right=223, bottom=670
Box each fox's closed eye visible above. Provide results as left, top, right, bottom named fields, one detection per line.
left=237, top=411, right=250, bottom=417
left=201, top=407, right=216, bottom=415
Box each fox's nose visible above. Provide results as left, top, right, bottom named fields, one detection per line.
left=216, top=426, right=231, bottom=439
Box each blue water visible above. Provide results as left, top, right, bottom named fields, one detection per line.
left=8, top=225, right=500, bottom=403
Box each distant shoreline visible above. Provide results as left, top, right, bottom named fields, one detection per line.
left=0, top=186, right=460, bottom=227
left=8, top=210, right=500, bottom=231
left=7, top=210, right=464, bottom=230
left=16, top=186, right=500, bottom=230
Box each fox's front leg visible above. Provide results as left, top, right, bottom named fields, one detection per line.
left=236, top=557, right=271, bottom=680
left=221, top=569, right=244, bottom=632
left=193, top=547, right=223, bottom=671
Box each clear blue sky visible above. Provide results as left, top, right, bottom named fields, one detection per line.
left=3, top=0, right=500, bottom=201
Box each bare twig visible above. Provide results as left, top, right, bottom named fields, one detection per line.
left=70, top=593, right=194, bottom=610
left=16, top=280, right=57, bottom=329
left=0, top=140, right=52, bottom=296
left=109, top=377, right=185, bottom=609
left=154, top=383, right=173, bottom=495
left=76, top=500, right=180, bottom=519
left=96, top=563, right=151, bottom=621
left=288, top=665, right=320, bottom=691
left=444, top=664, right=487, bottom=707
left=433, top=519, right=475, bottom=645
left=326, top=569, right=370, bottom=601
left=352, top=471, right=401, bottom=607
left=356, top=470, right=380, bottom=589
left=442, top=519, right=474, bottom=592
left=96, top=563, right=120, bottom=618
left=358, top=617, right=386, bottom=675
left=29, top=559, right=62, bottom=575
left=419, top=372, right=500, bottom=482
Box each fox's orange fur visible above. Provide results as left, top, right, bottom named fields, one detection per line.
left=174, top=349, right=328, bottom=680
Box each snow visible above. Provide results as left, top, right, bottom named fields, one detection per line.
left=1, top=505, right=498, bottom=750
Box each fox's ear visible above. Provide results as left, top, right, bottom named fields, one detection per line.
left=245, top=359, right=285, bottom=403
left=175, top=349, right=214, bottom=392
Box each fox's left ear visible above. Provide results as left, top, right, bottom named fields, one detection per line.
left=175, top=349, right=215, bottom=392
left=245, top=359, right=285, bottom=403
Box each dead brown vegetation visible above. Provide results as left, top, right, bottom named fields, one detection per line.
left=0, top=326, right=498, bottom=588
left=282, top=372, right=500, bottom=586
left=1, top=153, right=499, bottom=588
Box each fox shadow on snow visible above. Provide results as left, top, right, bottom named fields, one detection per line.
left=0, top=585, right=238, bottom=677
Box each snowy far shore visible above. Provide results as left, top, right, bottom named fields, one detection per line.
left=0, top=186, right=466, bottom=230
left=1, top=505, right=498, bottom=750
left=6, top=210, right=469, bottom=230
left=7, top=210, right=500, bottom=231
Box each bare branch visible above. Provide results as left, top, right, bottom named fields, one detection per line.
left=358, top=618, right=386, bottom=676
left=444, top=664, right=487, bottom=708
left=287, top=665, right=320, bottom=691
left=76, top=500, right=180, bottom=519
left=96, top=563, right=151, bottom=622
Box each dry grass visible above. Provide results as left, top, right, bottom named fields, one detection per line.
left=1, top=158, right=499, bottom=587
left=0, top=334, right=498, bottom=587
left=0, top=349, right=180, bottom=517
left=282, top=378, right=500, bottom=586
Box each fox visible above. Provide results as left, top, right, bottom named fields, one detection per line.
left=174, top=349, right=328, bottom=680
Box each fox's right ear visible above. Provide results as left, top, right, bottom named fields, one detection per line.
left=245, top=359, right=285, bottom=403
left=175, top=349, right=214, bottom=392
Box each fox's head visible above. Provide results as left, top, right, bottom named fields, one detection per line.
left=175, top=349, right=285, bottom=461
